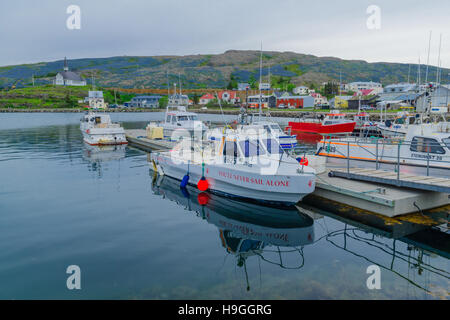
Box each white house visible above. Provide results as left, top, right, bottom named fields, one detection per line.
left=86, top=91, right=106, bottom=109
left=310, top=92, right=328, bottom=106
left=293, top=86, right=309, bottom=95
left=347, top=81, right=383, bottom=94
left=169, top=93, right=189, bottom=106
left=54, top=57, right=86, bottom=86
left=199, top=93, right=215, bottom=105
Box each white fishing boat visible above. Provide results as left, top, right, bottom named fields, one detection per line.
left=376, top=112, right=420, bottom=137
left=156, top=105, right=207, bottom=139
left=150, top=127, right=316, bottom=205
left=317, top=123, right=450, bottom=169
left=80, top=112, right=127, bottom=145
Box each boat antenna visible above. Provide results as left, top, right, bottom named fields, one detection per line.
left=259, top=42, right=263, bottom=120
left=425, top=31, right=432, bottom=83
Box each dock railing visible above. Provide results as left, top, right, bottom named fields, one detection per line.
left=319, top=134, right=450, bottom=181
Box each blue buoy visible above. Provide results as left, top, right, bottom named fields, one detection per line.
left=180, top=174, right=189, bottom=188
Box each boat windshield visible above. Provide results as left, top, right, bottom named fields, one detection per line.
left=238, top=140, right=266, bottom=157
left=261, top=138, right=283, bottom=154
left=189, top=115, right=198, bottom=121
left=177, top=116, right=189, bottom=121
left=443, top=138, right=450, bottom=150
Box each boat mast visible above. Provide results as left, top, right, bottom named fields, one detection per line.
left=425, top=31, right=432, bottom=84
left=436, top=33, right=442, bottom=84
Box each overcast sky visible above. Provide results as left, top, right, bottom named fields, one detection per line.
left=1, top=0, right=449, bottom=69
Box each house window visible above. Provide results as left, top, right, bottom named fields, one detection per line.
left=410, top=137, right=445, bottom=154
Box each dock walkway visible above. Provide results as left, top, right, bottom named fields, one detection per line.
left=125, top=129, right=175, bottom=152
left=330, top=168, right=450, bottom=193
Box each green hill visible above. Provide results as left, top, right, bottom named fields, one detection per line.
left=0, top=50, right=446, bottom=90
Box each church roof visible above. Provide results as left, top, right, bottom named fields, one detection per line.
left=58, top=71, right=84, bottom=81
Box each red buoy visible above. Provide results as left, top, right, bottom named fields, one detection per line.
left=197, top=177, right=209, bottom=191
left=197, top=192, right=210, bottom=206
left=299, top=157, right=309, bottom=166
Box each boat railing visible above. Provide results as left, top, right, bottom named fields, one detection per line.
left=319, top=136, right=450, bottom=177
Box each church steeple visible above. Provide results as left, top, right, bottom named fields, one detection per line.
left=63, top=57, right=69, bottom=72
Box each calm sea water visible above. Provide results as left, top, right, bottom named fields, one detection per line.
left=0, top=113, right=448, bottom=299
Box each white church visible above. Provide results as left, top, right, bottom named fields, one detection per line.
left=54, top=57, right=86, bottom=86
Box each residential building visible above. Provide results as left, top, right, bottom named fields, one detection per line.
left=259, top=83, right=271, bottom=90
left=86, top=91, right=106, bottom=109
left=353, top=89, right=374, bottom=96
left=237, top=83, right=250, bottom=91
left=199, top=93, right=215, bottom=105
left=169, top=93, right=189, bottom=106
left=276, top=96, right=314, bottom=109
left=329, top=96, right=352, bottom=109
left=293, top=86, right=309, bottom=95
left=128, top=95, right=162, bottom=108
left=309, top=92, right=328, bottom=106
left=383, top=83, right=419, bottom=93
left=347, top=81, right=383, bottom=94
left=217, top=90, right=240, bottom=104
left=247, top=94, right=277, bottom=109
left=54, top=57, right=86, bottom=86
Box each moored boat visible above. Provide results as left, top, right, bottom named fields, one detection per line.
left=150, top=127, right=316, bottom=205
left=288, top=111, right=356, bottom=135
left=317, top=123, right=450, bottom=169
left=80, top=112, right=127, bottom=145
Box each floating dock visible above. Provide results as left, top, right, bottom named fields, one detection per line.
left=125, top=129, right=175, bottom=152
left=311, top=170, right=450, bottom=217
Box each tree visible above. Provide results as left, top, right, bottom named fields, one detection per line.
left=159, top=96, right=168, bottom=108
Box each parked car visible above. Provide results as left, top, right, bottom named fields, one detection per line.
left=360, top=105, right=374, bottom=110
left=278, top=104, right=286, bottom=109
left=109, top=104, right=119, bottom=109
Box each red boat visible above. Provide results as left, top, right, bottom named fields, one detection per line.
left=288, top=112, right=356, bottom=135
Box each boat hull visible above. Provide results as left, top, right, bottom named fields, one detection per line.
left=150, top=153, right=316, bottom=205
left=288, top=121, right=356, bottom=135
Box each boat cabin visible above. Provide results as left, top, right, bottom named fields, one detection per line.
left=323, top=113, right=349, bottom=125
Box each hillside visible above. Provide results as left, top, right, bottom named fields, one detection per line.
left=0, top=50, right=446, bottom=89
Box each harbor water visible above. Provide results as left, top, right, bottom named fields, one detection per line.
left=0, top=113, right=448, bottom=299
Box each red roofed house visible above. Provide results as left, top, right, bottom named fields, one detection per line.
left=199, top=93, right=215, bottom=105
left=217, top=90, right=240, bottom=104
left=309, top=92, right=328, bottom=106
left=353, top=89, right=374, bottom=96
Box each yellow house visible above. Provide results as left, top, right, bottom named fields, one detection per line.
left=333, top=96, right=351, bottom=109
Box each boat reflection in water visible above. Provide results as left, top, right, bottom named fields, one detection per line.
left=152, top=173, right=449, bottom=298
left=83, top=144, right=126, bottom=177
left=152, top=174, right=316, bottom=290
